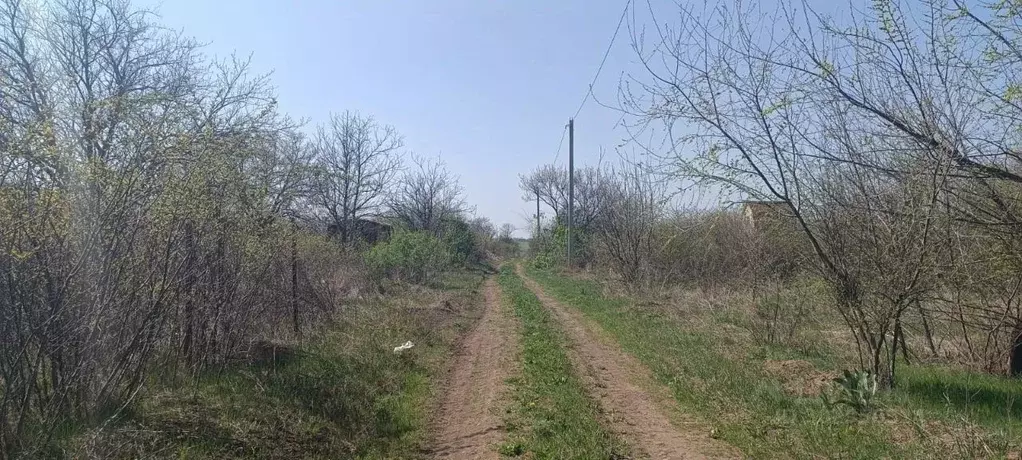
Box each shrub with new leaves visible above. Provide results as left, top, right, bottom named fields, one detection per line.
left=366, top=230, right=452, bottom=284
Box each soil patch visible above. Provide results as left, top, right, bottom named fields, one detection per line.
left=430, top=278, right=518, bottom=459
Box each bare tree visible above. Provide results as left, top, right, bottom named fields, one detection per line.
left=387, top=155, right=467, bottom=234
left=468, top=216, right=497, bottom=241
left=594, top=161, right=670, bottom=286
left=498, top=223, right=515, bottom=241
left=619, top=0, right=1001, bottom=384
left=311, top=111, right=402, bottom=244
left=519, top=164, right=610, bottom=231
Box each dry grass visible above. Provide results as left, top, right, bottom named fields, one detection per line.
left=63, top=269, right=488, bottom=459
left=762, top=360, right=840, bottom=397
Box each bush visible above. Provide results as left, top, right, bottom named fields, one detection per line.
left=749, top=277, right=828, bottom=350
left=439, top=218, right=479, bottom=265
left=531, top=223, right=588, bottom=269
left=646, top=210, right=807, bottom=289
left=366, top=230, right=452, bottom=284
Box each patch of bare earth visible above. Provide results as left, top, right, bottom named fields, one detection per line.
left=431, top=277, right=518, bottom=459
left=518, top=266, right=740, bottom=460
left=762, top=359, right=839, bottom=397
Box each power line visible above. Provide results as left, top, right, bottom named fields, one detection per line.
left=572, top=0, right=631, bottom=120
left=552, top=0, right=630, bottom=166
left=552, top=123, right=568, bottom=164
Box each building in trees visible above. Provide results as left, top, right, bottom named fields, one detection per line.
left=327, top=217, right=392, bottom=245
left=741, top=200, right=792, bottom=231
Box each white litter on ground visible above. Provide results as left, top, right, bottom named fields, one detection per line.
left=393, top=341, right=414, bottom=354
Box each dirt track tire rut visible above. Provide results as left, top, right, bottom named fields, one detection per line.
left=431, top=277, right=517, bottom=459
left=516, top=265, right=739, bottom=460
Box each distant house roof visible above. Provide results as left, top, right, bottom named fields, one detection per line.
left=741, top=200, right=793, bottom=230
left=357, top=216, right=392, bottom=228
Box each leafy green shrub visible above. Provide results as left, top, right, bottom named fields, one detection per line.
left=366, top=230, right=452, bottom=284
left=823, top=370, right=879, bottom=414
left=531, top=250, right=555, bottom=269
left=439, top=217, right=479, bottom=265
left=531, top=223, right=588, bottom=268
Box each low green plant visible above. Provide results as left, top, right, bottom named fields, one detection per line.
left=823, top=370, right=879, bottom=414
left=497, top=440, right=526, bottom=456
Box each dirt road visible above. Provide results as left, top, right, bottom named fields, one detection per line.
left=517, top=266, right=738, bottom=459
left=431, top=277, right=517, bottom=459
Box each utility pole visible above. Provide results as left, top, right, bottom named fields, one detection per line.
left=536, top=191, right=541, bottom=241
left=567, top=118, right=574, bottom=268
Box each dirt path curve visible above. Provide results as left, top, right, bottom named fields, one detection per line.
left=516, top=265, right=739, bottom=460
left=431, top=277, right=517, bottom=459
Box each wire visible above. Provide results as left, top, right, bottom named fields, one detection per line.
left=572, top=0, right=631, bottom=120
left=552, top=124, right=568, bottom=164
left=551, top=0, right=630, bottom=166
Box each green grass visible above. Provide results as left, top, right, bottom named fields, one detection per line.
left=496, top=265, right=626, bottom=459
left=524, top=266, right=1022, bottom=459
left=66, top=270, right=486, bottom=460
left=892, top=365, right=1022, bottom=445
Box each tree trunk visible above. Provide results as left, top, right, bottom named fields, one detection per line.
left=916, top=301, right=938, bottom=357
left=1010, top=319, right=1022, bottom=377
left=291, top=218, right=300, bottom=339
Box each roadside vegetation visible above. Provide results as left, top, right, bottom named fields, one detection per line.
left=71, top=271, right=485, bottom=459
left=0, top=0, right=520, bottom=456
left=525, top=267, right=1022, bottom=458
left=518, top=0, right=1022, bottom=457
left=496, top=266, right=625, bottom=459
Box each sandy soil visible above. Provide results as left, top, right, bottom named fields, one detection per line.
left=430, top=278, right=518, bottom=459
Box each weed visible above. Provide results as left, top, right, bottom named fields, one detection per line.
left=497, top=440, right=526, bottom=456
left=497, top=265, right=625, bottom=459
left=823, top=370, right=879, bottom=414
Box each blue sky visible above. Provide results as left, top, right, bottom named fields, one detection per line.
left=140, top=0, right=647, bottom=235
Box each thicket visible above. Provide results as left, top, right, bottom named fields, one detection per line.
left=0, top=0, right=499, bottom=455
left=525, top=0, right=1022, bottom=388
left=366, top=230, right=453, bottom=284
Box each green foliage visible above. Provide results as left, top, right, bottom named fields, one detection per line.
left=893, top=365, right=1022, bottom=427
left=761, top=96, right=791, bottom=116
left=498, top=441, right=526, bottom=456
left=823, top=370, right=879, bottom=414
left=497, top=266, right=625, bottom=459
left=439, top=218, right=478, bottom=265
left=530, top=251, right=557, bottom=270
left=1005, top=84, right=1022, bottom=102
left=531, top=223, right=588, bottom=269
left=366, top=230, right=452, bottom=284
